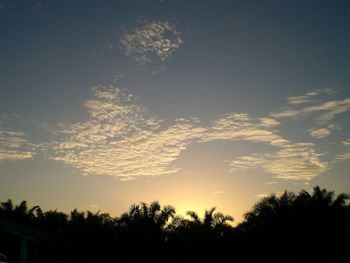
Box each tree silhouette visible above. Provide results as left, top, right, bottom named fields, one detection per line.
left=0, top=199, right=14, bottom=213
left=116, top=201, right=175, bottom=262
left=236, top=186, right=350, bottom=263
left=185, top=207, right=233, bottom=229
left=0, top=186, right=349, bottom=263
left=119, top=201, right=175, bottom=228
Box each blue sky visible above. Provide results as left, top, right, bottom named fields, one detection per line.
left=1, top=0, right=350, bottom=221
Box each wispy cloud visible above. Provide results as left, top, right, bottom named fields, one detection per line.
left=229, top=143, right=328, bottom=181
left=333, top=138, right=350, bottom=163
left=203, top=113, right=289, bottom=147
left=309, top=125, right=334, bottom=139
left=272, top=91, right=350, bottom=125
left=207, top=89, right=348, bottom=181
left=0, top=116, right=35, bottom=161
left=334, top=152, right=350, bottom=162
left=119, top=20, right=183, bottom=64
left=271, top=89, right=350, bottom=141
left=255, top=193, right=270, bottom=198
left=313, top=98, right=350, bottom=125
left=341, top=138, right=350, bottom=146
left=259, top=118, right=280, bottom=127
left=264, top=181, right=278, bottom=185
left=286, top=88, right=335, bottom=105
left=229, top=153, right=270, bottom=171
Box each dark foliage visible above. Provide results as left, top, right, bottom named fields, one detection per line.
left=0, top=186, right=349, bottom=263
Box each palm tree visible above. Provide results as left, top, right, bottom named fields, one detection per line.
left=185, top=207, right=233, bottom=242
left=186, top=207, right=233, bottom=229
left=14, top=200, right=28, bottom=216
left=119, top=201, right=175, bottom=229
left=0, top=199, right=14, bottom=212
left=28, top=205, right=41, bottom=218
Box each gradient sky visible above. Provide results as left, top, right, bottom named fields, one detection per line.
left=1, top=0, right=350, bottom=222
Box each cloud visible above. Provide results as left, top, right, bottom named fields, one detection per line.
left=46, top=87, right=348, bottom=181
left=313, top=98, right=350, bottom=124
left=229, top=143, right=328, bottom=181
left=286, top=88, right=335, bottom=105
left=266, top=144, right=327, bottom=180
left=270, top=109, right=300, bottom=119
left=272, top=93, right=350, bottom=125
left=333, top=139, right=350, bottom=163
left=334, top=152, right=350, bottom=162
left=0, top=128, right=35, bottom=161
left=48, top=87, right=206, bottom=179
left=204, top=113, right=330, bottom=181
left=259, top=118, right=280, bottom=127
left=309, top=125, right=333, bottom=139
left=255, top=193, right=270, bottom=198
left=270, top=89, right=350, bottom=140
left=0, top=113, right=35, bottom=161
left=48, top=87, right=294, bottom=180
left=203, top=113, right=289, bottom=147
left=264, top=181, right=278, bottom=185
left=255, top=191, right=284, bottom=198
left=119, top=20, right=183, bottom=64
left=341, top=138, right=350, bottom=146
left=229, top=153, right=270, bottom=171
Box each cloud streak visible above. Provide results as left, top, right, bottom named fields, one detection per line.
left=309, top=125, right=334, bottom=139
left=286, top=88, right=334, bottom=105
left=203, top=113, right=289, bottom=147
left=119, top=20, right=183, bottom=64
left=229, top=143, right=328, bottom=181
left=272, top=92, right=350, bottom=125
left=270, top=89, right=350, bottom=140
left=0, top=117, right=35, bottom=161
left=342, top=139, right=350, bottom=146
left=333, top=138, right=350, bottom=163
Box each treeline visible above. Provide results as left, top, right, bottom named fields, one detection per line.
left=0, top=186, right=349, bottom=263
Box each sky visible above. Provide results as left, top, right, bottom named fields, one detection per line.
left=1, top=0, right=350, bottom=222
